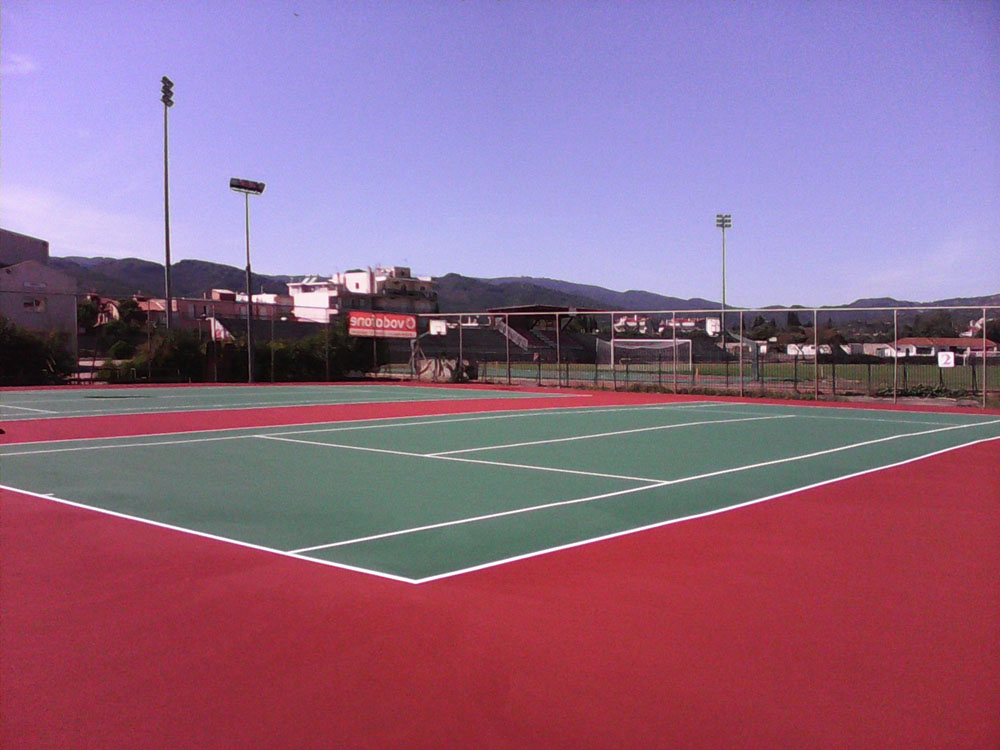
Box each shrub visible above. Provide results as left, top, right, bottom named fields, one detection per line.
left=0, top=318, right=75, bottom=385
left=108, top=339, right=135, bottom=359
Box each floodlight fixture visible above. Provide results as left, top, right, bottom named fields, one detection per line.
left=230, top=178, right=266, bottom=195
left=161, top=76, right=174, bottom=107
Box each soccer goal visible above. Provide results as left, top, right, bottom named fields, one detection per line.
left=595, top=338, right=693, bottom=373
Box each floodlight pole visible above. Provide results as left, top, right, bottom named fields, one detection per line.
left=230, top=178, right=266, bottom=383
left=716, top=214, right=732, bottom=388
left=161, top=77, right=175, bottom=331
left=244, top=192, right=253, bottom=382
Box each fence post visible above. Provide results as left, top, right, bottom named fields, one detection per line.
left=723, top=308, right=729, bottom=391
left=983, top=306, right=988, bottom=409
left=739, top=311, right=744, bottom=398
left=594, top=333, right=599, bottom=386
left=893, top=309, right=898, bottom=405
left=506, top=314, right=511, bottom=385
left=555, top=313, right=562, bottom=388
left=147, top=315, right=152, bottom=381
left=672, top=311, right=678, bottom=395
left=611, top=313, right=617, bottom=391
left=813, top=308, right=819, bottom=400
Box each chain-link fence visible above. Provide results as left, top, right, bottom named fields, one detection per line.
left=379, top=306, right=999, bottom=408
left=1, top=291, right=996, bottom=406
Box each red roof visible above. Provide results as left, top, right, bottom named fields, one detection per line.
left=895, top=337, right=997, bottom=350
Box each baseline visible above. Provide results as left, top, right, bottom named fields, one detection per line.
left=0, top=484, right=417, bottom=584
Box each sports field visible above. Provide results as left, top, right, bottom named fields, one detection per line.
left=2, top=383, right=998, bottom=747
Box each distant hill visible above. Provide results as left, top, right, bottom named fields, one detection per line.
left=50, top=257, right=293, bottom=298
left=437, top=274, right=717, bottom=313
left=845, top=294, right=1000, bottom=309
left=49, top=256, right=998, bottom=314
left=484, top=276, right=717, bottom=312
left=434, top=274, right=607, bottom=312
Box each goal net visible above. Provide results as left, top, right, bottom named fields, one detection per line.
left=595, top=338, right=693, bottom=371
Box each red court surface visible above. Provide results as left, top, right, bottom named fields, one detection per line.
left=2, top=391, right=998, bottom=748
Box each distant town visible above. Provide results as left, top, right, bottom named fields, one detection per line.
left=2, top=226, right=998, bottom=374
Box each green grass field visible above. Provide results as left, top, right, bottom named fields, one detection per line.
left=387, top=359, right=997, bottom=396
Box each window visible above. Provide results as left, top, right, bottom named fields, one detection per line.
left=23, top=297, right=45, bottom=313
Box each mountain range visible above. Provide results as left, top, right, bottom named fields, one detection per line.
left=50, top=256, right=999, bottom=313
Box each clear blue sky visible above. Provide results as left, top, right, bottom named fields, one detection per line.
left=2, top=1, right=997, bottom=307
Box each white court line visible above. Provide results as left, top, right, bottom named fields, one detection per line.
left=0, top=484, right=417, bottom=584
left=410, top=433, right=1000, bottom=583
left=428, top=414, right=792, bottom=456
left=0, top=434, right=255, bottom=457
left=0, top=401, right=724, bottom=454
left=0, top=384, right=548, bottom=405
left=255, top=434, right=428, bottom=460
left=256, top=433, right=665, bottom=483
left=286, top=419, right=1000, bottom=555
left=268, top=401, right=723, bottom=438
left=289, top=482, right=669, bottom=554
left=0, top=404, right=58, bottom=414
left=0, top=385, right=422, bottom=407
left=694, top=406, right=966, bottom=428
left=0, top=394, right=538, bottom=420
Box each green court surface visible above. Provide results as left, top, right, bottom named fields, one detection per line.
left=0, top=384, right=549, bottom=420
left=3, top=401, right=998, bottom=582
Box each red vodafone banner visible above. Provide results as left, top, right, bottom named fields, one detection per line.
left=347, top=310, right=418, bottom=339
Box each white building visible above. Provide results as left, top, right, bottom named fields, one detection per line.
left=786, top=343, right=833, bottom=358
left=287, top=266, right=437, bottom=323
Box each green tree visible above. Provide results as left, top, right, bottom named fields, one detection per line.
left=108, top=340, right=135, bottom=359
left=117, top=298, right=147, bottom=327
left=903, top=311, right=958, bottom=338
left=749, top=316, right=777, bottom=341
left=0, top=319, right=75, bottom=385
left=986, top=318, right=1000, bottom=343
left=77, top=299, right=100, bottom=331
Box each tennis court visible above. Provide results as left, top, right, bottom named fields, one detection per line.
left=4, top=396, right=997, bottom=582
left=3, top=384, right=999, bottom=748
